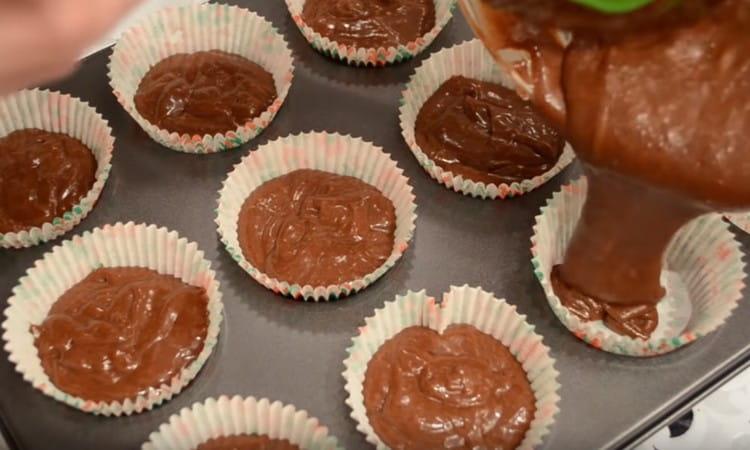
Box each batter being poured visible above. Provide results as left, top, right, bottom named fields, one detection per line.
left=465, top=0, right=750, bottom=339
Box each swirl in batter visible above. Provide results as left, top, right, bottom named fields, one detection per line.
left=238, top=169, right=396, bottom=288
left=33, top=267, right=210, bottom=403
left=134, top=50, right=277, bottom=137
left=415, top=76, right=565, bottom=185
left=301, top=0, right=436, bottom=49
left=363, top=325, right=536, bottom=450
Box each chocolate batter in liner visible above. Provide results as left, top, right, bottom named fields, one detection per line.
left=531, top=178, right=744, bottom=356
left=3, top=223, right=223, bottom=415
left=400, top=39, right=575, bottom=199
left=33, top=267, right=211, bottom=404
left=344, top=287, right=561, bottom=450
left=109, top=4, right=294, bottom=153
left=0, top=89, right=114, bottom=249
left=463, top=0, right=750, bottom=352
left=216, top=132, right=417, bottom=301
left=285, top=0, right=456, bottom=66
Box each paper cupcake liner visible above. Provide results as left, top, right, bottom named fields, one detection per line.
left=2, top=222, right=224, bottom=416
left=343, top=285, right=561, bottom=450
left=531, top=178, right=746, bottom=357
left=285, top=0, right=456, bottom=66
left=0, top=89, right=114, bottom=249
left=143, top=395, right=341, bottom=450
left=216, top=131, right=417, bottom=301
left=399, top=39, right=575, bottom=199
left=726, top=213, right=750, bottom=234
left=108, top=3, right=294, bottom=154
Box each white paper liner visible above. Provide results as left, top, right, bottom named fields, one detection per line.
left=399, top=39, right=575, bottom=199
left=531, top=178, right=746, bottom=357
left=285, top=0, right=456, bottom=66
left=0, top=89, right=114, bottom=249
left=108, top=3, right=294, bottom=153
left=2, top=222, right=224, bottom=416
left=216, top=131, right=417, bottom=301
left=143, top=395, right=341, bottom=450
left=343, top=285, right=560, bottom=450
left=727, top=213, right=750, bottom=234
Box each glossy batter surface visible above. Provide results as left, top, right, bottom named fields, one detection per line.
left=238, top=169, right=396, bottom=287
left=415, top=75, right=564, bottom=185
left=134, top=50, right=277, bottom=136
left=364, top=325, right=535, bottom=450
left=0, top=129, right=96, bottom=233
left=301, top=0, right=435, bottom=48
left=33, top=268, right=210, bottom=403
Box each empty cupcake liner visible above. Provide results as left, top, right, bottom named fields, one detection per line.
left=216, top=131, right=417, bottom=301
left=0, top=89, right=114, bottom=249
left=108, top=3, right=294, bottom=153
left=2, top=222, right=224, bottom=416
left=531, top=178, right=746, bottom=357
left=727, top=213, right=750, bottom=234
left=143, top=395, right=341, bottom=450
left=285, top=0, right=456, bottom=66
left=399, top=39, right=575, bottom=199
left=343, top=285, right=561, bottom=450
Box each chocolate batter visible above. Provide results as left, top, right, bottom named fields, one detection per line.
left=551, top=266, right=658, bottom=340
left=33, top=268, right=209, bottom=403
left=364, top=325, right=535, bottom=450
left=0, top=129, right=96, bottom=234
left=415, top=75, right=565, bottom=185
left=301, top=0, right=436, bottom=49
left=134, top=50, right=277, bottom=137
left=466, top=0, right=750, bottom=338
left=238, top=169, right=396, bottom=288
left=196, top=435, right=299, bottom=450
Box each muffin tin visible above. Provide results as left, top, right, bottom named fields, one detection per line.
left=0, top=1, right=748, bottom=449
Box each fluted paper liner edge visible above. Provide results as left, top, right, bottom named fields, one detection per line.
left=216, top=131, right=417, bottom=301
left=2, top=222, right=224, bottom=416
left=0, top=89, right=114, bottom=248
left=108, top=3, right=294, bottom=154
left=531, top=178, right=746, bottom=356
left=142, top=395, right=341, bottom=450
left=343, top=286, right=561, bottom=449
left=399, top=39, right=574, bottom=199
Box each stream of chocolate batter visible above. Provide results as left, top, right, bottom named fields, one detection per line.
left=465, top=0, right=750, bottom=339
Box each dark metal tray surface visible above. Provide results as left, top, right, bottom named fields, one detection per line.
left=0, top=1, right=748, bottom=449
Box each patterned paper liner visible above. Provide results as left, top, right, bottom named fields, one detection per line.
left=2, top=222, right=224, bottom=416
left=108, top=3, right=294, bottom=154
left=400, top=39, right=575, bottom=199
left=216, top=131, right=417, bottom=301
left=343, top=286, right=561, bottom=450
left=285, top=0, right=456, bottom=66
left=0, top=89, right=114, bottom=249
left=143, top=395, right=341, bottom=450
left=531, top=178, right=746, bottom=357
left=726, top=213, right=750, bottom=234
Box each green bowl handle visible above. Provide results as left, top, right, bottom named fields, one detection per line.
left=569, top=0, right=657, bottom=13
